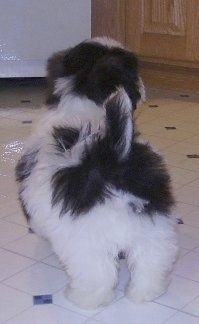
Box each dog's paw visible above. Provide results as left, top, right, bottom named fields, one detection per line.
left=125, top=285, right=167, bottom=303
left=65, top=287, right=115, bottom=309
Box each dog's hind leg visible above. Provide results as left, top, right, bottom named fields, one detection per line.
left=64, top=249, right=119, bottom=309
left=125, top=215, right=178, bottom=303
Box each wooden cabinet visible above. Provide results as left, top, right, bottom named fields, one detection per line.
left=91, top=0, right=199, bottom=92
left=126, top=0, right=199, bottom=66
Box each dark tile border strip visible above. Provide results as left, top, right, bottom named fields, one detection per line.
left=21, top=100, right=31, bottom=103
left=22, top=120, right=32, bottom=124
left=186, top=154, right=199, bottom=158
left=33, top=295, right=53, bottom=305
left=180, top=94, right=190, bottom=98
left=148, top=104, right=159, bottom=108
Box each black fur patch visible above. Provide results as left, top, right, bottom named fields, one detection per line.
left=15, top=149, right=39, bottom=182
left=51, top=127, right=174, bottom=218
left=19, top=197, right=31, bottom=222
left=46, top=50, right=69, bottom=105
left=118, top=142, right=174, bottom=215
left=16, top=149, right=39, bottom=222
left=52, top=127, right=80, bottom=152
left=46, top=41, right=141, bottom=109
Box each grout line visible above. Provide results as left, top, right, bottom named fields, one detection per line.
left=2, top=305, right=34, bottom=324
left=0, top=260, right=38, bottom=284
left=1, top=281, right=33, bottom=297
left=1, top=244, right=53, bottom=263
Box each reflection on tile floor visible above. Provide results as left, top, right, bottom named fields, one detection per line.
left=0, top=87, right=199, bottom=323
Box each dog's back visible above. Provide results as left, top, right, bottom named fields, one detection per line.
left=16, top=86, right=173, bottom=221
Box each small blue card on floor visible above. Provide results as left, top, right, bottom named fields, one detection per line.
left=33, top=294, right=53, bottom=305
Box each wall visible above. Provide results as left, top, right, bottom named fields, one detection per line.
left=0, top=0, right=91, bottom=77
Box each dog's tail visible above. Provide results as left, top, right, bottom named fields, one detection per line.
left=103, top=87, right=134, bottom=161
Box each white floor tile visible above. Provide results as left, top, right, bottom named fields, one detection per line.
left=0, top=198, right=22, bottom=220
left=189, top=179, right=199, bottom=187
left=83, top=320, right=104, bottom=324
left=0, top=174, right=18, bottom=195
left=4, top=262, right=68, bottom=295
left=164, top=311, right=199, bottom=324
left=94, top=298, right=176, bottom=324
left=3, top=304, right=87, bottom=324
left=176, top=186, right=199, bottom=206
left=0, top=283, right=32, bottom=323
left=0, top=249, right=35, bottom=281
left=183, top=134, right=199, bottom=146
left=174, top=252, right=199, bottom=282
left=0, top=128, right=30, bottom=145
left=0, top=220, right=27, bottom=246
left=179, top=248, right=190, bottom=258
left=4, top=234, right=52, bottom=261
left=173, top=202, right=198, bottom=218
left=182, top=210, right=199, bottom=228
left=155, top=274, right=199, bottom=309
left=177, top=225, right=199, bottom=250
left=183, top=296, right=199, bottom=317
left=168, top=167, right=198, bottom=186
left=179, top=159, right=199, bottom=172
left=42, top=253, right=64, bottom=270
left=163, top=151, right=187, bottom=167
left=141, top=135, right=176, bottom=150
left=3, top=209, right=28, bottom=227
left=165, top=142, right=199, bottom=156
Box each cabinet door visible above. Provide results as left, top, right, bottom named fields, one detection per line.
left=91, top=0, right=125, bottom=43
left=126, top=0, right=199, bottom=65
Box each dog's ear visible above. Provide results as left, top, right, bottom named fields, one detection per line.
left=46, top=50, right=69, bottom=105
left=104, top=88, right=133, bottom=161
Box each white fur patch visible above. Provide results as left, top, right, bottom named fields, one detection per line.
left=54, top=77, right=74, bottom=97
left=137, top=77, right=146, bottom=107
left=87, top=36, right=124, bottom=49
left=105, top=87, right=133, bottom=160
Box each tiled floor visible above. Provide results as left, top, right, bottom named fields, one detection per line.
left=0, top=85, right=199, bottom=323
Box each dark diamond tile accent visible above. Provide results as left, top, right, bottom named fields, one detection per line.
left=186, top=154, right=199, bottom=158
left=21, top=100, right=31, bottom=103
left=165, top=127, right=176, bottom=130
left=176, top=218, right=184, bottom=225
left=148, top=104, right=159, bottom=108
left=22, top=120, right=32, bottom=124
left=180, top=94, right=190, bottom=98
left=33, top=295, right=53, bottom=305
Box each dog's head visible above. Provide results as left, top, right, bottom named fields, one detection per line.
left=46, top=37, right=145, bottom=110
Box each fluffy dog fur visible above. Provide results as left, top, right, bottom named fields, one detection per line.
left=16, top=37, right=178, bottom=309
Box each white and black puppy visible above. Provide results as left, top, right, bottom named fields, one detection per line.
left=16, top=37, right=178, bottom=309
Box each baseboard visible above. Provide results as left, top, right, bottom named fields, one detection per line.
left=0, top=59, right=46, bottom=78
left=140, top=61, right=199, bottom=94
